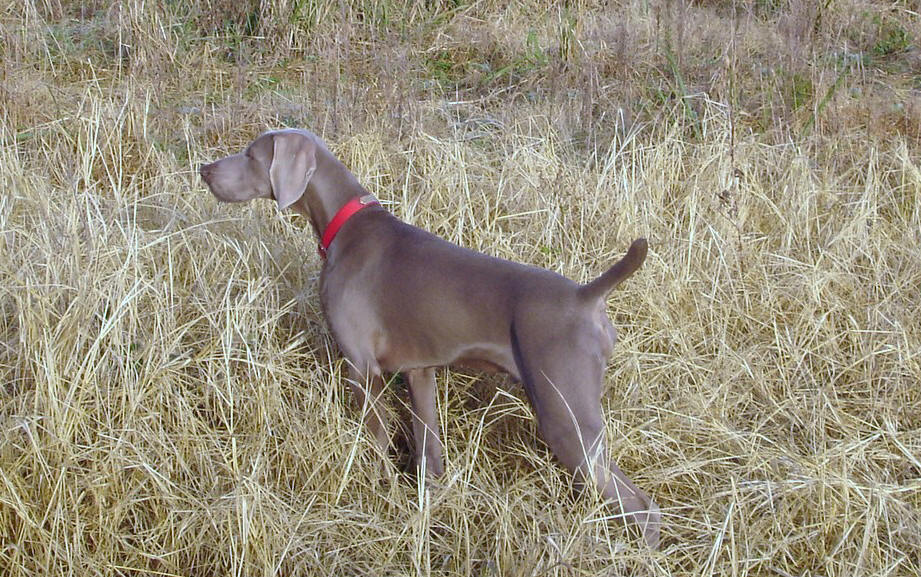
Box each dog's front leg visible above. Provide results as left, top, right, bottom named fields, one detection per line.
left=405, top=367, right=445, bottom=477
left=346, top=365, right=394, bottom=478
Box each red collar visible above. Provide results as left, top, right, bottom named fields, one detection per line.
left=318, top=194, right=379, bottom=258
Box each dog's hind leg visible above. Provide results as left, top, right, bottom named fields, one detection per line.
left=511, top=325, right=661, bottom=548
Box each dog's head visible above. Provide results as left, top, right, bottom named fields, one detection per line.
left=199, top=129, right=318, bottom=210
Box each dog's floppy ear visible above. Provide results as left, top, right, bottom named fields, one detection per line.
left=270, top=132, right=317, bottom=210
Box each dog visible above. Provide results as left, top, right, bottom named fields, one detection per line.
left=200, top=128, right=660, bottom=547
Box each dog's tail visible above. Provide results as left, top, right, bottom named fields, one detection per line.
left=579, top=238, right=648, bottom=301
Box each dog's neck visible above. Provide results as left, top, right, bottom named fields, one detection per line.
left=290, top=148, right=373, bottom=241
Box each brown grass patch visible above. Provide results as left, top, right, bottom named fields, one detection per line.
left=1, top=1, right=919, bottom=575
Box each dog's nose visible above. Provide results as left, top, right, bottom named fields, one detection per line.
left=199, top=163, right=212, bottom=182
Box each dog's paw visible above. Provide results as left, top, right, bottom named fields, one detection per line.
left=368, top=456, right=398, bottom=487
left=641, top=501, right=662, bottom=550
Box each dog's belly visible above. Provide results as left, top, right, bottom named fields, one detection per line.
left=378, top=340, right=518, bottom=378
left=450, top=345, right=519, bottom=378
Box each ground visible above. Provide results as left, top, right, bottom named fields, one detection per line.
left=1, top=1, right=920, bottom=575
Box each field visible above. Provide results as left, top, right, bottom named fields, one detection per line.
left=2, top=1, right=920, bottom=575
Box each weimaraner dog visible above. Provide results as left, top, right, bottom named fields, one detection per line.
left=199, top=128, right=661, bottom=548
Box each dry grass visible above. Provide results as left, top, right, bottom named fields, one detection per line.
left=2, top=1, right=920, bottom=575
